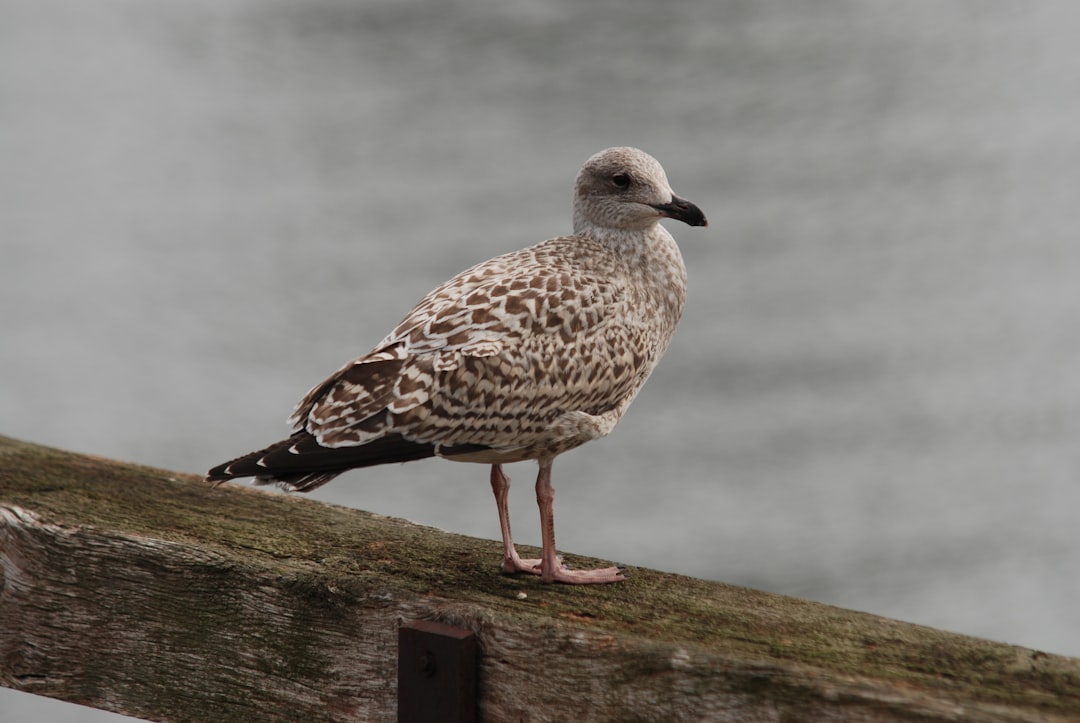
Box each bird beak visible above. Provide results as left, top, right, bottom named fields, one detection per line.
left=650, top=194, right=708, bottom=227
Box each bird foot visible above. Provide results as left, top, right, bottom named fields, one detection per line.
left=501, top=555, right=544, bottom=575
left=543, top=563, right=625, bottom=585
left=500, top=547, right=623, bottom=584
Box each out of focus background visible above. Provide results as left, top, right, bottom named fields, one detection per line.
left=3, top=1, right=1079, bottom=719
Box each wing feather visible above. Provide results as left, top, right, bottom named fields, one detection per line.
left=286, top=235, right=664, bottom=458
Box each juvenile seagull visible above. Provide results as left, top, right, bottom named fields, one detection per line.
left=207, top=147, right=707, bottom=584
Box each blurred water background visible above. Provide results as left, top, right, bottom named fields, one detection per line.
left=2, top=0, right=1079, bottom=719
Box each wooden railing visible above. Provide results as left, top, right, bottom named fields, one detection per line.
left=1, top=435, right=1077, bottom=722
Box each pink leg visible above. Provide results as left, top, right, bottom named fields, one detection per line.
left=535, top=461, right=625, bottom=584
left=489, top=464, right=542, bottom=575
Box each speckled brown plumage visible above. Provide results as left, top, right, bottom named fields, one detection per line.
left=208, top=147, right=707, bottom=584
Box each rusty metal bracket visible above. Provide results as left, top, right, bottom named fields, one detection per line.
left=398, top=620, right=477, bottom=723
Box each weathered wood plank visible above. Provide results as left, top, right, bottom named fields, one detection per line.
left=1, top=435, right=1077, bottom=722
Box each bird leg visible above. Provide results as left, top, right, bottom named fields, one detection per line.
left=489, top=464, right=542, bottom=575
left=534, top=461, right=625, bottom=584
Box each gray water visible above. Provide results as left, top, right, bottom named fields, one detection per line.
left=3, top=1, right=1079, bottom=719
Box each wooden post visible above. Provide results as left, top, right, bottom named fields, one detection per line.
left=1, top=434, right=1078, bottom=722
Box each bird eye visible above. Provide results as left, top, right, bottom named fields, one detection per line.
left=612, top=173, right=631, bottom=189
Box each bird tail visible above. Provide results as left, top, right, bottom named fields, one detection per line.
left=206, top=431, right=438, bottom=493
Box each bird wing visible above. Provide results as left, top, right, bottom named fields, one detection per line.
left=291, top=236, right=655, bottom=453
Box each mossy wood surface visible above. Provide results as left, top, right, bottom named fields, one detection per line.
left=0, top=435, right=1077, bottom=722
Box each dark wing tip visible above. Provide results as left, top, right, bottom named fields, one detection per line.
left=206, top=432, right=440, bottom=493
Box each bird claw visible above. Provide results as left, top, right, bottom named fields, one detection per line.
left=501, top=556, right=543, bottom=575
left=543, top=563, right=625, bottom=585
left=501, top=550, right=624, bottom=584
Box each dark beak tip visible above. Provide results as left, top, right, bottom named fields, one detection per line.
left=654, top=195, right=708, bottom=228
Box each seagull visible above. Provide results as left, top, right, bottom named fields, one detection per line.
left=207, top=147, right=707, bottom=584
